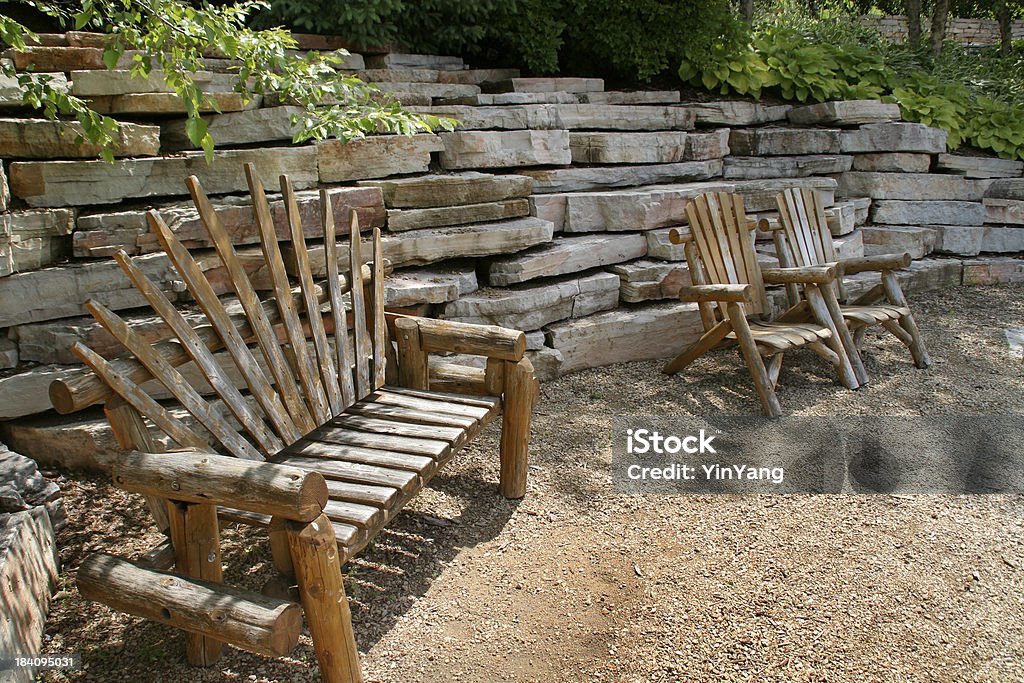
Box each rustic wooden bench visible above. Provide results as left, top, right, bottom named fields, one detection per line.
left=48, top=164, right=539, bottom=682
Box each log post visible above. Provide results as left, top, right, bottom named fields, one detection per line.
left=166, top=501, right=224, bottom=665
left=104, top=398, right=170, bottom=532
left=803, top=284, right=860, bottom=390
left=286, top=514, right=363, bottom=683
left=484, top=357, right=505, bottom=396
left=881, top=271, right=931, bottom=368
left=393, top=318, right=429, bottom=391
left=726, top=302, right=783, bottom=418
left=499, top=358, right=537, bottom=499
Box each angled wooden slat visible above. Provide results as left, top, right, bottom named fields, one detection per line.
left=245, top=165, right=331, bottom=426
left=730, top=194, right=769, bottom=315
left=801, top=189, right=829, bottom=264
left=186, top=175, right=309, bottom=441
left=781, top=189, right=812, bottom=266
left=687, top=197, right=729, bottom=288
left=71, top=342, right=208, bottom=450
left=217, top=507, right=364, bottom=549
left=345, top=401, right=477, bottom=429
left=285, top=439, right=435, bottom=474
left=274, top=455, right=419, bottom=494
left=370, top=227, right=387, bottom=390
left=322, top=479, right=399, bottom=509
left=86, top=301, right=262, bottom=460
left=322, top=193, right=356, bottom=410
left=348, top=212, right=372, bottom=399
left=328, top=414, right=467, bottom=445
left=380, top=386, right=501, bottom=412
left=281, top=175, right=344, bottom=416
left=114, top=245, right=282, bottom=456
left=718, top=192, right=748, bottom=287
left=705, top=193, right=740, bottom=284
left=315, top=426, right=450, bottom=459
left=808, top=190, right=836, bottom=263
left=323, top=498, right=382, bottom=530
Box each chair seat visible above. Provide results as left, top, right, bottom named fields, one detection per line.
left=220, top=386, right=501, bottom=562
left=841, top=304, right=910, bottom=326
left=727, top=321, right=832, bottom=351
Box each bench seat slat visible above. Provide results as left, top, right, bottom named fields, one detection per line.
left=323, top=499, right=383, bottom=530
left=287, top=440, right=436, bottom=474
left=381, top=386, right=502, bottom=410
left=328, top=414, right=467, bottom=445
left=274, top=455, right=420, bottom=494
left=313, top=426, right=450, bottom=459
left=344, top=402, right=478, bottom=429
left=370, top=388, right=500, bottom=420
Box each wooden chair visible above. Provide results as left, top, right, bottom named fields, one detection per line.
left=773, top=187, right=931, bottom=384
left=662, top=191, right=860, bottom=417
left=49, top=164, right=539, bottom=683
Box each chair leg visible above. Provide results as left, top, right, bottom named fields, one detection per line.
left=803, top=285, right=860, bottom=390
left=881, top=271, right=931, bottom=369
left=663, top=318, right=733, bottom=375
left=767, top=353, right=784, bottom=388
left=167, top=501, right=224, bottom=666
left=820, top=282, right=869, bottom=386
left=726, top=303, right=782, bottom=418
left=287, top=514, right=363, bottom=683
left=500, top=357, right=537, bottom=499
left=853, top=325, right=867, bottom=351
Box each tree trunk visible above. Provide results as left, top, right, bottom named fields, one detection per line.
left=996, top=0, right=1012, bottom=56
left=930, top=0, right=950, bottom=58
left=740, top=0, right=754, bottom=24
left=905, top=0, right=923, bottom=48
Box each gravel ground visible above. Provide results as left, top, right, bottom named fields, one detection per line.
left=39, top=283, right=1024, bottom=682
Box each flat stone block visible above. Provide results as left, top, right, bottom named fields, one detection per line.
left=645, top=228, right=687, bottom=261
left=487, top=77, right=604, bottom=94
left=424, top=103, right=694, bottom=131
left=683, top=129, right=730, bottom=160
left=530, top=195, right=567, bottom=231
left=562, top=181, right=734, bottom=233
left=361, top=172, right=532, bottom=209
left=981, top=225, right=1024, bottom=253
left=443, top=92, right=581, bottom=106
left=840, top=122, right=947, bottom=154
left=787, top=100, right=900, bottom=126
left=936, top=154, right=1023, bottom=179
left=861, top=225, right=938, bottom=258
left=852, top=153, right=932, bottom=173
left=826, top=201, right=857, bottom=237
left=384, top=264, right=478, bottom=307
left=386, top=198, right=530, bottom=231
left=3, top=45, right=139, bottom=71
left=730, top=177, right=837, bottom=213
left=521, top=160, right=722, bottom=194
left=724, top=155, right=852, bottom=179
left=382, top=216, right=554, bottom=268
left=376, top=82, right=480, bottom=100
left=70, top=69, right=238, bottom=96
left=962, top=257, right=1024, bottom=285
left=0, top=118, right=159, bottom=158
left=607, top=259, right=691, bottom=303
left=983, top=198, right=1024, bottom=225
left=933, top=225, right=985, bottom=256
left=87, top=92, right=260, bottom=115
left=729, top=128, right=841, bottom=156
left=162, top=106, right=304, bottom=150
left=836, top=171, right=991, bottom=201
left=832, top=229, right=864, bottom=260
left=487, top=233, right=647, bottom=285
left=440, top=130, right=571, bottom=169
left=869, top=200, right=985, bottom=226
left=318, top=134, right=443, bottom=182
left=688, top=101, right=791, bottom=126
left=570, top=132, right=689, bottom=164
left=437, top=68, right=521, bottom=85
left=0, top=72, right=67, bottom=108
left=985, top=178, right=1024, bottom=200
left=365, top=53, right=465, bottom=70
left=579, top=91, right=680, bottom=105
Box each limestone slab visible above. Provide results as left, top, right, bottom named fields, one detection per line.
left=869, top=200, right=985, bottom=226
left=530, top=195, right=567, bottom=231
left=437, top=68, right=520, bottom=85
left=787, top=100, right=900, bottom=126
left=730, top=177, right=837, bottom=213
left=70, top=69, right=238, bottom=96
left=826, top=201, right=857, bottom=237
left=980, top=226, right=1024, bottom=253
left=984, top=178, right=1024, bottom=200
left=607, top=259, right=691, bottom=303
left=832, top=229, right=864, bottom=260
left=0, top=117, right=159, bottom=158
left=441, top=92, right=581, bottom=106
left=382, top=216, right=554, bottom=267
left=384, top=264, right=478, bottom=307
left=365, top=53, right=465, bottom=70
left=88, top=92, right=260, bottom=115
left=839, top=122, right=947, bottom=154
left=836, top=172, right=991, bottom=201
left=161, top=106, right=303, bottom=150
left=933, top=225, right=985, bottom=256
left=386, top=198, right=530, bottom=231
left=729, top=128, right=841, bottom=156
left=683, top=129, right=730, bottom=160
left=569, top=132, right=689, bottom=164
left=579, top=91, right=681, bottom=105
left=852, top=152, right=932, bottom=173
left=562, top=182, right=735, bottom=233
left=861, top=225, right=938, bottom=258
left=423, top=103, right=694, bottom=131
left=439, top=130, right=571, bottom=169
left=3, top=46, right=139, bottom=71
left=318, top=134, right=443, bottom=182
left=0, top=72, right=68, bottom=108
left=962, top=257, right=1024, bottom=285
left=936, top=154, right=1023, bottom=178
left=487, top=77, right=604, bottom=94
left=361, top=172, right=532, bottom=209
left=724, top=155, right=852, bottom=179
left=983, top=198, right=1024, bottom=225
left=645, top=229, right=687, bottom=262
left=688, top=101, right=791, bottom=126
left=487, top=233, right=647, bottom=285
left=375, top=82, right=480, bottom=100
left=521, top=160, right=722, bottom=194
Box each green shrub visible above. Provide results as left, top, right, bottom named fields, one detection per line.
left=964, top=97, right=1024, bottom=159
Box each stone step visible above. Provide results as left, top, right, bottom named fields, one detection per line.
left=365, top=53, right=465, bottom=70
left=0, top=72, right=68, bottom=107
left=382, top=216, right=554, bottom=267
left=723, top=154, right=852, bottom=179
left=161, top=106, right=303, bottom=150
left=607, top=259, right=690, bottom=303
left=983, top=198, right=1024, bottom=225
left=861, top=225, right=938, bottom=258
left=9, top=146, right=318, bottom=207
left=832, top=229, right=864, bottom=259
left=683, top=129, right=731, bottom=160
left=936, top=154, right=1023, bottom=179
left=386, top=198, right=530, bottom=231
left=358, top=68, right=442, bottom=83
left=544, top=301, right=703, bottom=375
left=687, top=101, right=791, bottom=126
left=437, top=68, right=520, bottom=85
left=487, top=233, right=647, bottom=285
left=560, top=181, right=734, bottom=233
left=843, top=258, right=962, bottom=299
left=375, top=82, right=481, bottom=100
left=287, top=49, right=363, bottom=70
left=485, top=77, right=604, bottom=94
left=869, top=200, right=985, bottom=226
left=439, top=130, right=571, bottom=169
left=438, top=92, right=581, bottom=106
left=0, top=118, right=159, bottom=158
left=72, top=186, right=384, bottom=257
left=69, top=69, right=239, bottom=96
left=317, top=134, right=443, bottom=182
left=579, top=91, right=680, bottom=105
left=645, top=229, right=686, bottom=261
left=984, top=178, right=1024, bottom=200
left=420, top=104, right=695, bottom=131
left=962, top=257, right=1024, bottom=285
left=1, top=234, right=68, bottom=273
left=520, top=159, right=722, bottom=194
left=827, top=201, right=858, bottom=236
left=787, top=100, right=901, bottom=126
left=730, top=177, right=837, bottom=213
left=980, top=225, right=1024, bottom=253
left=384, top=264, right=478, bottom=307
left=569, top=132, right=692, bottom=164
left=839, top=122, right=947, bottom=154
left=3, top=46, right=140, bottom=71
left=933, top=225, right=985, bottom=256
left=850, top=197, right=871, bottom=225
left=87, top=92, right=261, bottom=115
left=729, top=128, right=842, bottom=156
left=852, top=153, right=932, bottom=173
left=360, top=172, right=532, bottom=209
left=836, top=171, right=992, bottom=201
left=442, top=272, right=619, bottom=330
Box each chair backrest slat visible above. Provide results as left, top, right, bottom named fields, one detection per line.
left=370, top=227, right=387, bottom=390
left=189, top=172, right=306, bottom=443
left=85, top=301, right=263, bottom=460
left=348, top=214, right=373, bottom=399
left=324, top=201, right=357, bottom=410
left=281, top=176, right=345, bottom=416
left=246, top=169, right=333, bottom=427
left=777, top=188, right=836, bottom=267
left=685, top=192, right=768, bottom=316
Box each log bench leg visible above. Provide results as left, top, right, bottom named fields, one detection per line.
left=881, top=271, right=931, bottom=369
left=499, top=357, right=537, bottom=499
left=167, top=501, right=224, bottom=666
left=804, top=284, right=860, bottom=391
left=287, top=514, right=363, bottom=683
left=727, top=303, right=783, bottom=418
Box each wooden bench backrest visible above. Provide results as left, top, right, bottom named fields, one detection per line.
left=775, top=187, right=836, bottom=268
left=684, top=191, right=770, bottom=316
left=68, top=164, right=388, bottom=460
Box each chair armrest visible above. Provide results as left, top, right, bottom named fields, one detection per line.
left=761, top=264, right=837, bottom=285
left=838, top=252, right=911, bottom=275
left=112, top=450, right=328, bottom=523
left=679, top=284, right=752, bottom=303
left=405, top=316, right=526, bottom=362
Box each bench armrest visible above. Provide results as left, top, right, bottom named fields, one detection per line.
left=112, top=450, right=328, bottom=523
left=400, top=316, right=526, bottom=362
left=838, top=252, right=911, bottom=275
left=761, top=264, right=837, bottom=285
left=679, top=284, right=752, bottom=303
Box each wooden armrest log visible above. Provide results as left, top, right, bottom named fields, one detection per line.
left=50, top=263, right=380, bottom=415
left=838, top=252, right=911, bottom=275
left=78, top=553, right=302, bottom=658
left=411, top=317, right=526, bottom=361
left=679, top=284, right=752, bottom=303
left=761, top=264, right=837, bottom=285
left=113, top=451, right=328, bottom=523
